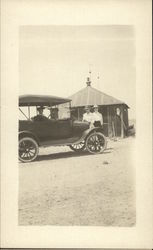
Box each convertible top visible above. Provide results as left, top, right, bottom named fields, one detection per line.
left=19, top=94, right=71, bottom=107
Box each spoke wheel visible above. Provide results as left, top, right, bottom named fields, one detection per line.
left=19, top=137, right=39, bottom=163
left=86, top=132, right=106, bottom=154
left=69, top=141, right=85, bottom=152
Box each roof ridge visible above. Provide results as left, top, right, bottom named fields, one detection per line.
left=68, top=86, right=87, bottom=98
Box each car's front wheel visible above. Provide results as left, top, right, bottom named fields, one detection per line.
left=85, top=132, right=107, bottom=154
left=69, top=141, right=85, bottom=152
left=19, top=137, right=39, bottom=163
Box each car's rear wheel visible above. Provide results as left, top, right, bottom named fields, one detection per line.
left=69, top=141, right=85, bottom=152
left=85, top=132, right=106, bottom=154
left=19, top=137, right=39, bottom=163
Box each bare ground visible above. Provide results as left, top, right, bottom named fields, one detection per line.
left=19, top=137, right=136, bottom=226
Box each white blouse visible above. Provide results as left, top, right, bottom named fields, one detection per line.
left=92, top=112, right=103, bottom=125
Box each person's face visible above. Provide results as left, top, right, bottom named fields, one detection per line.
left=94, top=107, right=98, bottom=112
left=38, top=109, right=43, bottom=115
left=116, top=108, right=120, bottom=115
left=86, top=108, right=90, bottom=113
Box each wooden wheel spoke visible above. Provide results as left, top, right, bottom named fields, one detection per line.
left=23, top=152, right=28, bottom=158
left=28, top=150, right=35, bottom=155
left=90, top=137, right=95, bottom=143
left=22, top=141, right=26, bottom=147
left=70, top=141, right=85, bottom=152
left=20, top=143, right=26, bottom=149
left=19, top=147, right=25, bottom=153
left=28, top=152, right=32, bottom=159
left=25, top=152, right=29, bottom=159
left=22, top=152, right=27, bottom=157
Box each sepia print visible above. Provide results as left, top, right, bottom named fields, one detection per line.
left=19, top=25, right=136, bottom=226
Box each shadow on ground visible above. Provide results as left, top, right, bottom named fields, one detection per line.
left=36, top=148, right=112, bottom=162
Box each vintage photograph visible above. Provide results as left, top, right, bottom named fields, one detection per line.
left=18, top=25, right=136, bottom=226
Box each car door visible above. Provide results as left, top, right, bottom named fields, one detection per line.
left=31, top=119, right=60, bottom=141
left=56, top=119, right=72, bottom=138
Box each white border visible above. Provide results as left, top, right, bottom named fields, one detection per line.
left=1, top=0, right=152, bottom=248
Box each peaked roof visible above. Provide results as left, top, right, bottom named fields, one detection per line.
left=68, top=85, right=128, bottom=108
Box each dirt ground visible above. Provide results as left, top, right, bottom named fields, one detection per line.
left=19, top=137, right=136, bottom=226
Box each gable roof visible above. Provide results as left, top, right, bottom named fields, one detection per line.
left=68, top=85, right=129, bottom=108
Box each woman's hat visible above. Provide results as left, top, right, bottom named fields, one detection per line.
left=93, top=105, right=98, bottom=108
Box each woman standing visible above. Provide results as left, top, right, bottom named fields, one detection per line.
left=92, top=105, right=103, bottom=127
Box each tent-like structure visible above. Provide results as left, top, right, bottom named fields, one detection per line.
left=68, top=77, right=129, bottom=138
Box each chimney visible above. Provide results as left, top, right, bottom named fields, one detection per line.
left=86, top=77, right=91, bottom=87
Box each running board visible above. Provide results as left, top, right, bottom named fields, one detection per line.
left=40, top=137, right=81, bottom=147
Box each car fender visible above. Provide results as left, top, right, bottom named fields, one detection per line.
left=19, top=131, right=40, bottom=145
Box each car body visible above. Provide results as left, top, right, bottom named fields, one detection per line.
left=19, top=94, right=107, bottom=162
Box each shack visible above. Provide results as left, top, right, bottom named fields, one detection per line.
left=68, top=77, right=129, bottom=138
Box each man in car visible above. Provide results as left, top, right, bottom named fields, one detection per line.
left=32, top=106, right=49, bottom=121
left=92, top=105, right=103, bottom=127
left=83, top=106, right=94, bottom=128
left=48, top=107, right=59, bottom=120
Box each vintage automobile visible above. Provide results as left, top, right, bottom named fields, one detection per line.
left=19, top=94, right=107, bottom=163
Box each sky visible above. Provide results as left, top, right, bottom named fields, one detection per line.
left=19, top=25, right=136, bottom=119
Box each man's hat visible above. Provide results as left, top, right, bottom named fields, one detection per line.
left=37, top=106, right=45, bottom=111
left=84, top=105, right=90, bottom=110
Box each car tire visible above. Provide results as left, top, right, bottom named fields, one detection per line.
left=19, top=137, right=39, bottom=163
left=85, top=132, right=107, bottom=154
